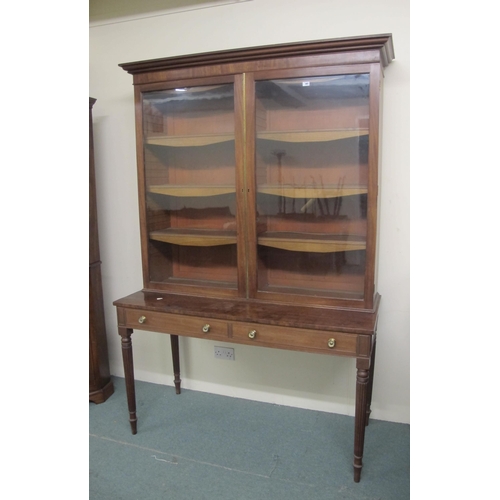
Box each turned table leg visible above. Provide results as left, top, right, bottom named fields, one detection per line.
left=119, top=327, right=137, bottom=434
left=353, top=358, right=370, bottom=482
left=170, top=334, right=182, bottom=394
left=365, top=337, right=377, bottom=427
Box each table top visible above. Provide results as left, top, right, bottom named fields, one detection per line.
left=114, top=290, right=380, bottom=335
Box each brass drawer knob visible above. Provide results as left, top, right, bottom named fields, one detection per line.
left=248, top=330, right=257, bottom=339
left=202, top=324, right=210, bottom=333
left=138, top=315, right=146, bottom=324
left=327, top=338, right=336, bottom=348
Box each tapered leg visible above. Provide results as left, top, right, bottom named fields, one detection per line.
left=365, top=337, right=377, bottom=426
left=170, top=334, right=181, bottom=394
left=119, top=327, right=137, bottom=434
left=353, top=358, right=370, bottom=482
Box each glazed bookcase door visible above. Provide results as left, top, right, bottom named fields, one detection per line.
left=140, top=82, right=241, bottom=295
left=252, top=70, right=375, bottom=304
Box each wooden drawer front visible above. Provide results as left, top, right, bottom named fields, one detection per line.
left=124, top=309, right=229, bottom=340
left=231, top=322, right=358, bottom=356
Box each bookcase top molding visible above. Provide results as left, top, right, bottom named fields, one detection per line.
left=119, top=33, right=394, bottom=75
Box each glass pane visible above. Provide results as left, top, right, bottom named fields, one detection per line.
left=142, top=84, right=237, bottom=288
left=255, top=74, right=369, bottom=299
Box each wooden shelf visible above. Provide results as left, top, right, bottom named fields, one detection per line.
left=146, top=133, right=234, bottom=147
left=150, top=228, right=237, bottom=247
left=149, top=185, right=235, bottom=197
left=258, top=232, right=366, bottom=253
left=257, top=129, right=368, bottom=143
left=145, top=129, right=366, bottom=148
left=258, top=185, right=367, bottom=198
left=148, top=184, right=365, bottom=199
left=258, top=283, right=364, bottom=300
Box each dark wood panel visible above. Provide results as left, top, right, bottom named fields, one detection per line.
left=89, top=97, right=113, bottom=404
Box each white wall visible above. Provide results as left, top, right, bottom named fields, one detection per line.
left=89, top=0, right=410, bottom=423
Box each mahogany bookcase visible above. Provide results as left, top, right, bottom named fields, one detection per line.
left=114, top=33, right=394, bottom=482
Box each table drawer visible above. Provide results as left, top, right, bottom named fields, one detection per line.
left=124, top=309, right=229, bottom=340
left=231, top=322, right=358, bottom=356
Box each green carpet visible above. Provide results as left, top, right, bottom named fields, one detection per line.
left=90, top=377, right=409, bottom=499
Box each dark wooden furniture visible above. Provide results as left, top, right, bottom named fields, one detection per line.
left=90, top=98, right=114, bottom=403
left=114, top=34, right=394, bottom=482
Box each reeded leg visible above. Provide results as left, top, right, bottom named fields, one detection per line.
left=365, top=337, right=377, bottom=426
left=119, top=327, right=137, bottom=434
left=353, top=358, right=370, bottom=482
left=170, top=334, right=181, bottom=394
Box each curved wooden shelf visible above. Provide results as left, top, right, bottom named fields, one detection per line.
left=258, top=185, right=367, bottom=198
left=257, top=129, right=368, bottom=143
left=149, top=185, right=235, bottom=197
left=258, top=232, right=366, bottom=253
left=146, top=133, right=234, bottom=147
left=145, top=129, right=366, bottom=147
left=150, top=228, right=237, bottom=247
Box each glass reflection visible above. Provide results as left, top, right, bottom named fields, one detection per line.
left=142, top=84, right=237, bottom=287
left=255, top=74, right=369, bottom=298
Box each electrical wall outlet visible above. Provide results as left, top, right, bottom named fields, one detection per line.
left=214, top=346, right=235, bottom=361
